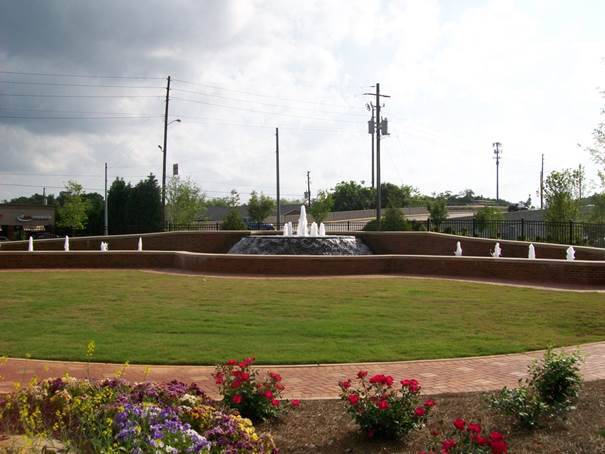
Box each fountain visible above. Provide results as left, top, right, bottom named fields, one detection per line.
left=528, top=244, right=536, bottom=260
left=228, top=205, right=371, bottom=255
left=454, top=241, right=462, bottom=256
left=100, top=241, right=109, bottom=252
left=28, top=236, right=34, bottom=252
left=491, top=242, right=502, bottom=258
left=566, top=246, right=575, bottom=261
left=138, top=237, right=143, bottom=252
left=64, top=236, right=70, bottom=252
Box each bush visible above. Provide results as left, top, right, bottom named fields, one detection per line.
left=214, top=357, right=297, bottom=423
left=221, top=209, right=246, bottom=230
left=339, top=372, right=433, bottom=439
left=423, top=418, right=508, bottom=454
left=361, top=207, right=411, bottom=232
left=489, top=348, right=583, bottom=428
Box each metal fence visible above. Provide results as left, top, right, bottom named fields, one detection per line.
left=156, top=218, right=605, bottom=248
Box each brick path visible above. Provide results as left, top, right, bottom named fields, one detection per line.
left=1, top=342, right=604, bottom=399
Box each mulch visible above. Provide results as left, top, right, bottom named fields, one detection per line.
left=260, top=379, right=605, bottom=453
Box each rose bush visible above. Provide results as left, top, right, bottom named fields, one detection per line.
left=214, top=357, right=296, bottom=423
left=339, top=371, right=433, bottom=439
left=422, top=418, right=508, bottom=454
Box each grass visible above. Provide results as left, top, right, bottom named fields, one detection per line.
left=0, top=270, right=604, bottom=364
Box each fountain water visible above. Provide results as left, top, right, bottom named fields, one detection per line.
left=528, top=244, right=536, bottom=259
left=228, top=205, right=371, bottom=255
left=138, top=237, right=143, bottom=252
left=566, top=246, right=575, bottom=261
left=491, top=242, right=502, bottom=258
left=100, top=241, right=109, bottom=252
left=28, top=236, right=34, bottom=252
left=64, top=236, right=70, bottom=252
left=454, top=241, right=462, bottom=256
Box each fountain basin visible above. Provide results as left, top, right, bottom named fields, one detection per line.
left=228, top=235, right=372, bottom=255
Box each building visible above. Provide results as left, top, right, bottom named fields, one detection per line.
left=0, top=204, right=55, bottom=240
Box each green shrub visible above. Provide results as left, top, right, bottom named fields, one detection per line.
left=221, top=209, right=246, bottom=230
left=489, top=348, right=583, bottom=428
left=361, top=207, right=410, bottom=232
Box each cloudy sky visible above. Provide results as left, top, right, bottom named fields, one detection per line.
left=1, top=0, right=604, bottom=205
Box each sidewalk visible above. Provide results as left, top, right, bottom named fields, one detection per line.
left=2, top=342, right=604, bottom=399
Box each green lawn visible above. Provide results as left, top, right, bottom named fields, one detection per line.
left=0, top=271, right=604, bottom=365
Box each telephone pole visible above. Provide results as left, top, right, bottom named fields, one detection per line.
left=493, top=142, right=502, bottom=203
left=364, top=83, right=390, bottom=227
left=540, top=154, right=544, bottom=209
left=306, top=171, right=311, bottom=207
left=366, top=103, right=375, bottom=188
left=275, top=127, right=281, bottom=230
left=104, top=162, right=108, bottom=236
left=161, top=75, right=171, bottom=229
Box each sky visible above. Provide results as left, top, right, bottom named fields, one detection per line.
left=1, top=0, right=604, bottom=205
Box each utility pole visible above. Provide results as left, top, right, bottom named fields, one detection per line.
left=275, top=127, right=281, bottom=230
left=493, top=142, right=502, bottom=203
left=540, top=154, right=544, bottom=209
left=42, top=187, right=47, bottom=206
left=104, top=162, right=108, bottom=236
left=364, top=83, right=390, bottom=227
left=577, top=164, right=584, bottom=200
left=161, top=75, right=171, bottom=229
left=366, top=103, right=375, bottom=188
left=306, top=171, right=311, bottom=207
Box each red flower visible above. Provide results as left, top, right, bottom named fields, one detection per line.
left=414, top=406, right=426, bottom=417
left=230, top=381, right=241, bottom=389
left=384, top=375, right=394, bottom=386
left=441, top=439, right=456, bottom=452
left=226, top=359, right=237, bottom=366
left=453, top=418, right=466, bottom=431
left=231, top=394, right=242, bottom=404
left=430, top=429, right=440, bottom=437
left=264, top=390, right=274, bottom=399
left=348, top=393, right=360, bottom=405
left=489, top=432, right=504, bottom=441
left=290, top=399, right=301, bottom=408
left=214, top=373, right=224, bottom=385
left=378, top=399, right=389, bottom=410
left=367, top=429, right=375, bottom=438
left=275, top=383, right=285, bottom=391
left=240, top=372, right=250, bottom=381
left=271, top=398, right=280, bottom=407
left=467, top=423, right=481, bottom=434
left=489, top=439, right=508, bottom=454
left=423, top=399, right=436, bottom=408
left=474, top=435, right=489, bottom=445
left=269, top=372, right=282, bottom=382
left=339, top=379, right=352, bottom=390
left=401, top=378, right=421, bottom=392
left=357, top=370, right=368, bottom=379
left=369, top=374, right=383, bottom=384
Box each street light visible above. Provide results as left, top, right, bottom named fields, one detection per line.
left=161, top=118, right=181, bottom=228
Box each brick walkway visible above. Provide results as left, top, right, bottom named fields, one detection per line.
left=2, top=342, right=604, bottom=399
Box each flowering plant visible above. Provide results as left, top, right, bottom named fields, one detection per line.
left=214, top=357, right=294, bottom=422
left=422, top=418, right=508, bottom=454
left=338, top=371, right=433, bottom=439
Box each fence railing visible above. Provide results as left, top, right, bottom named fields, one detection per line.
left=154, top=218, right=605, bottom=248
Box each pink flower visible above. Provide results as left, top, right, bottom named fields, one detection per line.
left=231, top=394, right=242, bottom=404
left=453, top=418, right=466, bottom=431
left=290, top=399, right=301, bottom=408
left=414, top=406, right=426, bottom=417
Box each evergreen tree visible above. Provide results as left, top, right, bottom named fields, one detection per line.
left=127, top=174, right=161, bottom=232
left=108, top=178, right=131, bottom=234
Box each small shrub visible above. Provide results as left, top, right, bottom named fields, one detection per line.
left=489, top=348, right=583, bottom=428
left=339, top=372, right=433, bottom=439
left=221, top=209, right=246, bottom=230
left=423, top=418, right=508, bottom=454
left=214, top=357, right=292, bottom=422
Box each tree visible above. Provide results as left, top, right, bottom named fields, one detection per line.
left=166, top=176, right=206, bottom=225
left=544, top=169, right=580, bottom=223
left=108, top=178, right=131, bottom=234
left=588, top=92, right=605, bottom=187
left=308, top=190, right=334, bottom=223
left=381, top=204, right=410, bottom=231
left=56, top=181, right=90, bottom=231
left=332, top=181, right=374, bottom=211
left=247, top=191, right=275, bottom=224
left=127, top=174, right=161, bottom=232
left=427, top=197, right=448, bottom=229
left=474, top=206, right=504, bottom=231
left=83, top=192, right=104, bottom=236
left=221, top=209, right=246, bottom=230
left=380, top=183, right=411, bottom=208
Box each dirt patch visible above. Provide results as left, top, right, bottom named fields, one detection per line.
left=260, top=380, right=605, bottom=453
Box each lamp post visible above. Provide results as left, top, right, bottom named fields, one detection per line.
left=160, top=118, right=181, bottom=228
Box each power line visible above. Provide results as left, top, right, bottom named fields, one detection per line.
left=0, top=80, right=164, bottom=89
left=0, top=114, right=162, bottom=120
left=0, top=93, right=163, bottom=98
left=0, top=70, right=164, bottom=80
